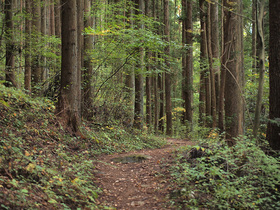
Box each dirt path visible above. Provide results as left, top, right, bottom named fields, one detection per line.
left=94, top=138, right=194, bottom=209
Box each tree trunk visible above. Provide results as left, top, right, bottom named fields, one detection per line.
left=223, top=0, right=244, bottom=144
left=24, top=0, right=32, bottom=91
left=76, top=0, right=84, bottom=117
left=54, top=0, right=61, bottom=38
left=218, top=0, right=225, bottom=132
left=31, top=0, right=41, bottom=89
left=133, top=0, right=144, bottom=129
left=158, top=71, right=164, bottom=132
left=210, top=0, right=219, bottom=127
left=49, top=0, right=55, bottom=36
left=164, top=0, right=172, bottom=135
left=267, top=0, right=280, bottom=150
left=199, top=0, right=207, bottom=125
left=57, top=0, right=80, bottom=132
left=4, top=0, right=16, bottom=87
left=182, top=0, right=193, bottom=130
left=145, top=0, right=152, bottom=129
left=83, top=0, right=95, bottom=119
left=253, top=0, right=265, bottom=138
left=41, top=0, right=48, bottom=90
left=252, top=0, right=257, bottom=71
left=207, top=2, right=216, bottom=128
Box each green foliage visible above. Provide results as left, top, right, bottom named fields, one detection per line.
left=0, top=84, right=167, bottom=208
left=170, top=137, right=280, bottom=209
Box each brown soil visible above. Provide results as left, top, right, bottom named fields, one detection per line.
left=94, top=138, right=194, bottom=210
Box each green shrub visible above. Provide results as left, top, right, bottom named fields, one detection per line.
left=170, top=137, right=280, bottom=209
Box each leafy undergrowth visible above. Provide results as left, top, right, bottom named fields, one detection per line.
left=0, top=84, right=166, bottom=209
left=170, top=136, right=280, bottom=209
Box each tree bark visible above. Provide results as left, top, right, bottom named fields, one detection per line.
left=207, top=2, right=216, bottom=128
left=145, top=0, right=152, bottom=129
left=83, top=0, right=95, bottom=118
left=24, top=0, right=32, bottom=91
left=133, top=0, right=145, bottom=129
left=253, top=0, right=265, bottom=138
left=76, top=0, right=84, bottom=117
left=267, top=0, right=280, bottom=150
left=252, top=0, right=257, bottom=71
left=158, top=71, right=164, bottom=132
left=57, top=0, right=80, bottom=132
left=223, top=0, right=244, bottom=144
left=199, top=0, right=207, bottom=125
left=164, top=0, right=172, bottom=135
left=218, top=0, right=225, bottom=132
left=210, top=0, right=219, bottom=127
left=31, top=0, right=41, bottom=89
left=4, top=0, right=16, bottom=87
left=182, top=0, right=193, bottom=130
left=54, top=0, right=61, bottom=38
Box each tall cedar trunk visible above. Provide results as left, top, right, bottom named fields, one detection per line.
left=124, top=4, right=135, bottom=127
left=218, top=1, right=225, bottom=132
left=145, top=0, right=152, bottom=129
left=164, top=0, right=172, bottom=135
left=267, top=0, right=280, bottom=150
left=41, top=0, right=48, bottom=90
left=58, top=0, right=80, bottom=132
left=4, top=0, right=16, bottom=87
left=207, top=2, right=216, bottom=128
left=182, top=0, right=193, bottom=130
left=252, top=0, right=257, bottom=71
left=54, top=0, right=61, bottom=38
left=31, top=0, right=41, bottom=89
left=253, top=0, right=265, bottom=138
left=83, top=0, right=95, bottom=118
left=199, top=0, right=207, bottom=125
left=153, top=72, right=159, bottom=133
left=133, top=0, right=144, bottom=129
left=50, top=0, right=55, bottom=36
left=24, top=0, right=32, bottom=91
left=76, top=0, right=84, bottom=117
left=223, top=0, right=243, bottom=144
left=158, top=71, right=164, bottom=132
left=210, top=0, right=219, bottom=126
left=182, top=0, right=186, bottom=121
left=152, top=0, right=158, bottom=133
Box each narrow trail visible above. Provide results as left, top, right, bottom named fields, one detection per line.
left=94, top=138, right=194, bottom=209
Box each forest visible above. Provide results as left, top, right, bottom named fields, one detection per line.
left=0, top=0, right=280, bottom=209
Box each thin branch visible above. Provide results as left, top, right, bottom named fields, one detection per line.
left=94, top=46, right=140, bottom=97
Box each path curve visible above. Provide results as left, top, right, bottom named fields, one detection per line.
left=94, top=138, right=194, bottom=209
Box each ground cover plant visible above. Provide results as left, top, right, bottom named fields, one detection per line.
left=0, top=84, right=166, bottom=209
left=169, top=135, right=280, bottom=209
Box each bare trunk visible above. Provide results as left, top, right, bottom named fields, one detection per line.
left=58, top=0, right=80, bottom=132
left=164, top=0, right=172, bottom=135
left=223, top=0, right=244, bottom=144
left=210, top=0, right=219, bottom=126
left=182, top=0, right=193, bottom=130
left=24, top=0, right=32, bottom=91
left=266, top=0, right=280, bottom=149
left=5, top=0, right=16, bottom=87
left=218, top=0, right=225, bottom=132
left=76, top=0, right=84, bottom=117
left=252, top=0, right=257, bottom=71
left=199, top=0, right=207, bottom=125
left=133, top=0, right=144, bottom=129
left=253, top=0, right=265, bottom=138
left=207, top=2, right=216, bottom=128
left=31, top=0, right=41, bottom=89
